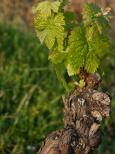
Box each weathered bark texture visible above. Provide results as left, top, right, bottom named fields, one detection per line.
left=37, top=71, right=111, bottom=154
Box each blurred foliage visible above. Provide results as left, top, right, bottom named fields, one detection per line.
left=0, top=24, right=64, bottom=154
left=0, top=24, right=114, bottom=154
left=93, top=42, right=115, bottom=154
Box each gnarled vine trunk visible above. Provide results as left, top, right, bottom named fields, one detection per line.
left=37, top=71, right=111, bottom=154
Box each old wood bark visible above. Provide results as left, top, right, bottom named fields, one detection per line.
left=37, top=71, right=111, bottom=154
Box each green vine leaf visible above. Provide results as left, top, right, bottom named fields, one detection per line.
left=66, top=26, right=88, bottom=76
left=34, top=13, right=65, bottom=50
left=83, top=3, right=111, bottom=73
left=85, top=50, right=99, bottom=73
left=32, top=1, right=61, bottom=17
